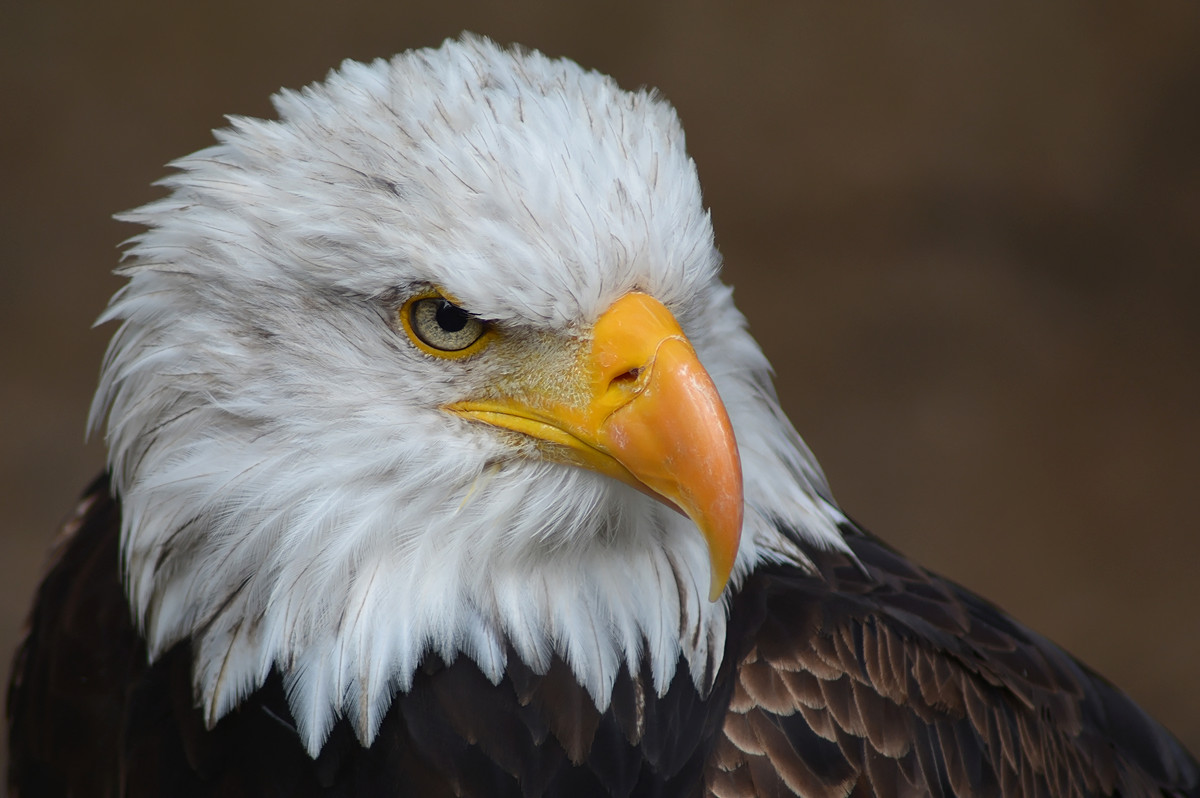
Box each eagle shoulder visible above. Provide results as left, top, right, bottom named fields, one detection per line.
left=8, top=475, right=133, bottom=797
left=707, top=524, right=1200, bottom=798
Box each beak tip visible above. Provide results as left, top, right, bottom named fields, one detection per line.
left=705, top=527, right=740, bottom=602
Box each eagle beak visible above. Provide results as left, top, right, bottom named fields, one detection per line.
left=446, top=292, right=743, bottom=601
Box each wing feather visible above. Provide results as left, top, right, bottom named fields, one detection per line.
left=7, top=476, right=132, bottom=797
left=706, top=523, right=1200, bottom=797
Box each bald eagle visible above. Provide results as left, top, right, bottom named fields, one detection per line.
left=7, top=35, right=1197, bottom=798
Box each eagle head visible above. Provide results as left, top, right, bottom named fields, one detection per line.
left=90, top=34, right=847, bottom=754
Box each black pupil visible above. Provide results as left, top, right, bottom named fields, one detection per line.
left=434, top=300, right=469, bottom=332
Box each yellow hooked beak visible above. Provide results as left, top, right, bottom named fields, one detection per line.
left=446, top=292, right=743, bottom=600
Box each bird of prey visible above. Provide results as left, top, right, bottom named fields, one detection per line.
left=7, top=34, right=1198, bottom=798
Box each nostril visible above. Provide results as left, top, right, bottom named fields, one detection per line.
left=611, top=367, right=642, bottom=387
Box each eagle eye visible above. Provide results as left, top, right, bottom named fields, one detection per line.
left=400, top=294, right=491, bottom=358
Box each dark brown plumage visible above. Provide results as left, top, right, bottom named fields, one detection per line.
left=711, top=526, right=1199, bottom=797
left=9, top=477, right=1198, bottom=797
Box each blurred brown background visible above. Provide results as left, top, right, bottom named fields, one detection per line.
left=3, top=0, right=1198, bottom=766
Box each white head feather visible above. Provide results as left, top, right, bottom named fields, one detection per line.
left=91, top=34, right=848, bottom=756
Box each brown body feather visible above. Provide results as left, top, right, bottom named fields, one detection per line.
left=710, top=527, right=1199, bottom=797
left=8, top=477, right=1199, bottom=796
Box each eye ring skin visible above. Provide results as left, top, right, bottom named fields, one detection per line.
left=398, top=291, right=495, bottom=359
